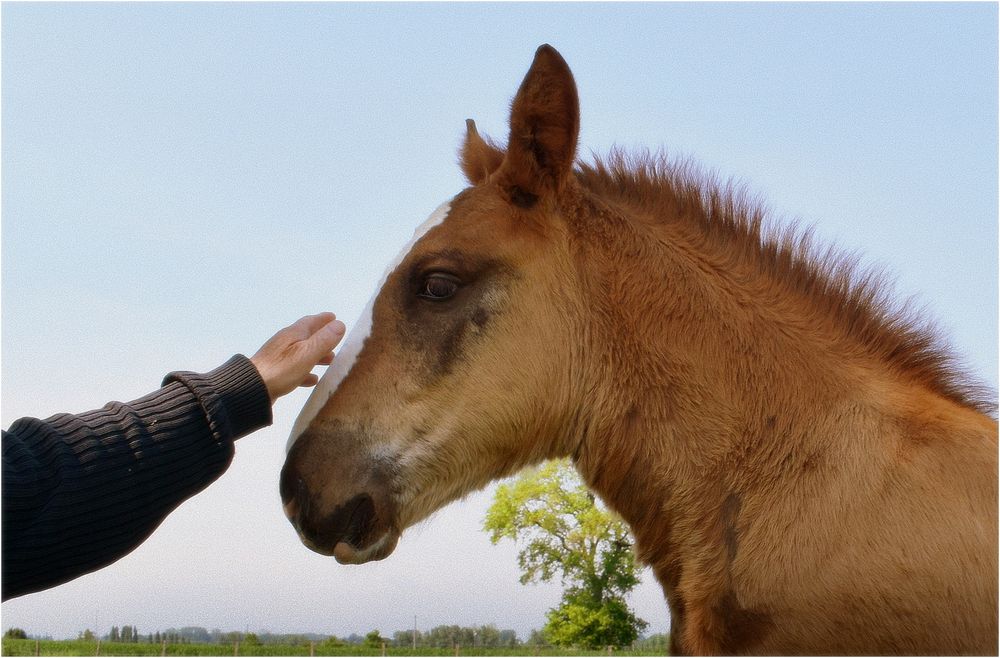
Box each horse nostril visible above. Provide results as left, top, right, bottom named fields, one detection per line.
left=302, top=492, right=376, bottom=554
left=279, top=463, right=295, bottom=504
left=279, top=464, right=307, bottom=520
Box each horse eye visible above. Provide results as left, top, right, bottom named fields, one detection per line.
left=418, top=273, right=460, bottom=300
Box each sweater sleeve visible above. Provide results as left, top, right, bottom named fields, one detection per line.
left=1, top=355, right=272, bottom=601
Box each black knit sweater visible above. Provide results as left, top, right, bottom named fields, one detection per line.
left=2, top=354, right=272, bottom=600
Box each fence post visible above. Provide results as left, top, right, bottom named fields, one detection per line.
left=234, top=641, right=239, bottom=656
left=454, top=644, right=460, bottom=656
left=607, top=645, right=613, bottom=655
left=310, top=641, right=315, bottom=657
left=95, top=638, right=101, bottom=656
left=381, top=641, right=386, bottom=656
left=34, top=639, right=40, bottom=656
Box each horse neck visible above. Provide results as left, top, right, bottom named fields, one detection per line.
left=562, top=187, right=995, bottom=655
left=568, top=202, right=886, bottom=570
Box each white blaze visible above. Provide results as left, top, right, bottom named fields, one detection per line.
left=286, top=201, right=452, bottom=451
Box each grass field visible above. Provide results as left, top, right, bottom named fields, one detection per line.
left=1, top=639, right=669, bottom=657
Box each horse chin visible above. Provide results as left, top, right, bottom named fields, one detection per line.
left=333, top=531, right=400, bottom=565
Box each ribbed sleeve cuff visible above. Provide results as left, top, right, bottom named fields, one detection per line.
left=162, top=355, right=272, bottom=441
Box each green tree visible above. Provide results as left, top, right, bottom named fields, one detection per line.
left=221, top=632, right=242, bottom=645
left=498, top=629, right=519, bottom=647
left=476, top=625, right=501, bottom=647
left=320, top=635, right=344, bottom=648
left=425, top=625, right=464, bottom=648
left=526, top=629, right=546, bottom=647
left=79, top=629, right=95, bottom=642
left=4, top=628, right=28, bottom=640
left=392, top=629, right=423, bottom=647
left=635, top=633, right=670, bottom=651
left=544, top=589, right=646, bottom=648
left=363, top=630, right=386, bottom=648
left=484, top=459, right=648, bottom=649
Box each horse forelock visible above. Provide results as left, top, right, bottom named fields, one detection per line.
left=573, top=150, right=996, bottom=417
left=286, top=200, right=453, bottom=452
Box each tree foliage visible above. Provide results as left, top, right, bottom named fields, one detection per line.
left=544, top=590, right=647, bottom=648
left=106, top=625, right=141, bottom=643
left=484, top=459, right=647, bottom=649
left=390, top=624, right=518, bottom=648
left=363, top=630, right=386, bottom=648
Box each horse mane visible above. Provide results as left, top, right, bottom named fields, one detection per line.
left=575, top=149, right=996, bottom=417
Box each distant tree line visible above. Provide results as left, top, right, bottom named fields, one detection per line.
left=384, top=624, right=519, bottom=649
left=8, top=624, right=669, bottom=651
left=106, top=625, right=141, bottom=642
left=100, top=625, right=524, bottom=648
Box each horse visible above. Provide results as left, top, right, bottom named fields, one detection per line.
left=280, top=45, right=998, bottom=655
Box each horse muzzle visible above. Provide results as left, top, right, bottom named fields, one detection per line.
left=280, top=426, right=400, bottom=564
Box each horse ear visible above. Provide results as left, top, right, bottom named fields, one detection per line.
left=498, top=44, right=580, bottom=208
left=460, top=119, right=505, bottom=185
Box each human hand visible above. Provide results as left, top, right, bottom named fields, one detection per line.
left=250, top=312, right=347, bottom=402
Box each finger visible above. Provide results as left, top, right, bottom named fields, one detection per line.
left=299, top=373, right=320, bottom=388
left=291, top=312, right=338, bottom=337
left=317, top=352, right=335, bottom=366
left=307, top=319, right=346, bottom=356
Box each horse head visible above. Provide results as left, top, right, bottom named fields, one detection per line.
left=280, top=45, right=592, bottom=563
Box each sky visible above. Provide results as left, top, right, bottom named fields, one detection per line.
left=2, top=1, right=997, bottom=643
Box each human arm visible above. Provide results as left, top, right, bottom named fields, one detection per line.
left=1, top=313, right=344, bottom=600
